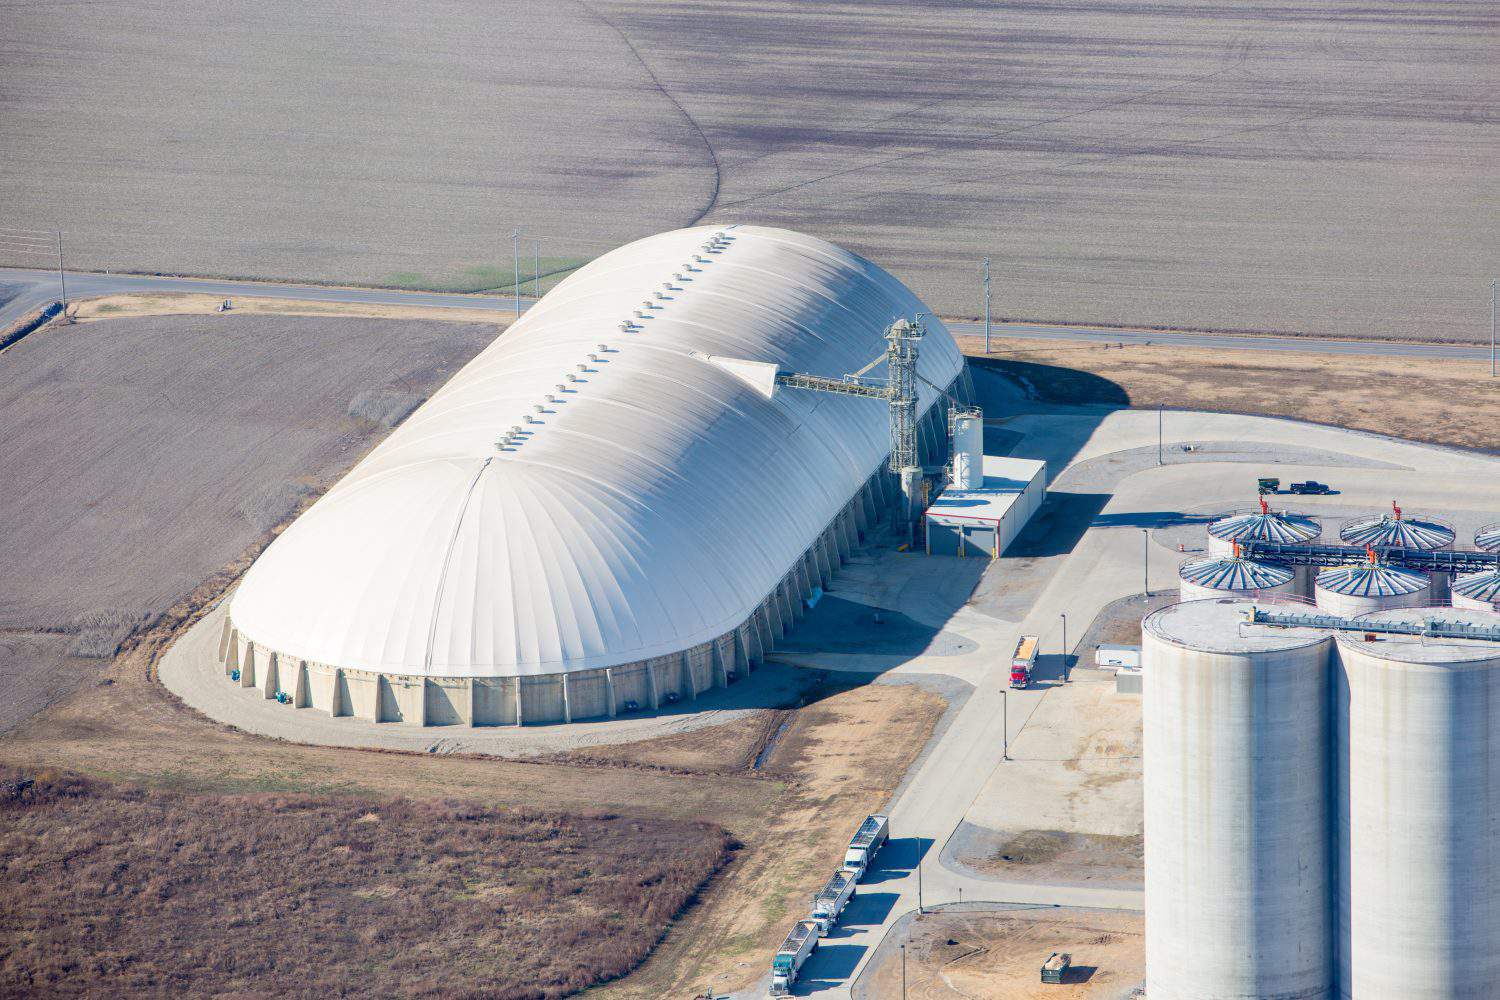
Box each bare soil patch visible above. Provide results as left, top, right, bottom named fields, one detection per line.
left=865, top=907, right=1144, bottom=999
left=966, top=337, right=1500, bottom=453
left=973, top=829, right=1143, bottom=887
left=0, top=768, right=731, bottom=999
left=73, top=292, right=511, bottom=325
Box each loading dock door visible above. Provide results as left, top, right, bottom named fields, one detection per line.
left=962, top=525, right=997, bottom=559
left=927, top=520, right=962, bottom=556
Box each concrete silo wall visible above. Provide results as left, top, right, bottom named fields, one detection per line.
left=1334, top=631, right=1500, bottom=997
left=1143, top=614, right=1334, bottom=1000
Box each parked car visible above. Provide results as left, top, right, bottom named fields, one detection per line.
left=1289, top=480, right=1331, bottom=495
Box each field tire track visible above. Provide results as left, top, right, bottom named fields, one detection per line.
left=572, top=0, right=723, bottom=227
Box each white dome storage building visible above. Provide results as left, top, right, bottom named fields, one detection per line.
left=220, top=226, right=968, bottom=725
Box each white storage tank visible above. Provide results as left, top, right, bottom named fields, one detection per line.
left=1178, top=554, right=1297, bottom=602
left=1314, top=562, right=1429, bottom=617
left=1334, top=607, right=1500, bottom=998
left=1476, top=522, right=1500, bottom=553
left=1452, top=569, right=1500, bottom=612
left=1207, top=503, right=1320, bottom=591
left=1339, top=505, right=1455, bottom=600
left=949, top=410, right=984, bottom=489
left=1207, top=502, right=1321, bottom=559
left=1143, top=598, right=1333, bottom=1000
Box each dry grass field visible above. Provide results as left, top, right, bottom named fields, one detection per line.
left=0, top=612, right=944, bottom=998
left=2, top=1, right=1493, bottom=339
left=965, top=336, right=1500, bottom=453
left=0, top=768, right=731, bottom=999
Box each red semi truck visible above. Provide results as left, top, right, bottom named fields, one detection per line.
left=1011, top=635, right=1039, bottom=689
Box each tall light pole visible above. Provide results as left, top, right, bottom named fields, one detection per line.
left=901, top=943, right=907, bottom=999
left=1060, top=612, right=1068, bottom=682
left=1157, top=404, right=1164, bottom=465
left=1001, top=688, right=1009, bottom=761
left=917, top=835, right=924, bottom=914
left=533, top=242, right=540, bottom=299
left=982, top=256, right=991, bottom=354
left=512, top=229, right=521, bottom=316
left=1142, top=528, right=1150, bottom=597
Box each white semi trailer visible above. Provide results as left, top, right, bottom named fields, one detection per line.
left=809, top=869, right=857, bottom=935
left=842, top=813, right=890, bottom=881
left=769, top=919, right=819, bottom=996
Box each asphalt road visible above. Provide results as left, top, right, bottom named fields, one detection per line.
left=3, top=267, right=1493, bottom=362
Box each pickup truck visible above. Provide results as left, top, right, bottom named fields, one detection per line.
left=1288, top=480, right=1331, bottom=495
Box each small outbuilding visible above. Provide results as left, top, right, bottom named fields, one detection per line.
left=924, top=456, right=1046, bottom=559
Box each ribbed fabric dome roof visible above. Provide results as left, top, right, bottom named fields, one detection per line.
left=1476, top=523, right=1500, bottom=553
left=1179, top=556, right=1294, bottom=591
left=229, top=226, right=963, bottom=677
left=1339, top=513, right=1454, bottom=551
left=1454, top=570, right=1500, bottom=603
left=1316, top=564, right=1429, bottom=597
left=1208, top=510, right=1320, bottom=545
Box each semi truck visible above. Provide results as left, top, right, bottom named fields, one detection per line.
left=1011, top=635, right=1039, bottom=689
left=769, top=919, right=819, bottom=996
left=842, top=813, right=890, bottom=881
left=809, top=869, right=857, bottom=935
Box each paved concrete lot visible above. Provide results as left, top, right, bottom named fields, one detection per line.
left=0, top=314, right=495, bottom=730
left=3, top=2, right=1493, bottom=339
left=754, top=404, right=1500, bottom=998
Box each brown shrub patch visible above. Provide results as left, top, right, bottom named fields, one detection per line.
left=0, top=768, right=732, bottom=998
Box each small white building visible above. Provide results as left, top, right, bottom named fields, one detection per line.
left=923, top=455, right=1046, bottom=559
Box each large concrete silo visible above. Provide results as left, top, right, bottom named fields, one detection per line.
left=1143, top=598, right=1333, bottom=1000
left=1452, top=569, right=1500, bottom=612
left=1178, top=554, right=1298, bottom=601
left=1334, top=607, right=1500, bottom=998
left=1314, top=563, right=1429, bottom=616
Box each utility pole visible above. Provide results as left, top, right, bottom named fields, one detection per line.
left=56, top=230, right=67, bottom=313
left=901, top=944, right=907, bottom=999
left=533, top=242, right=540, bottom=299
left=512, top=229, right=521, bottom=316
left=1491, top=278, right=1496, bottom=377
left=982, top=256, right=991, bottom=354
